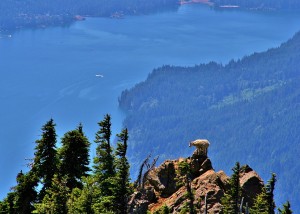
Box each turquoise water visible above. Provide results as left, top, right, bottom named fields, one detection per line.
left=1, top=4, right=300, bottom=197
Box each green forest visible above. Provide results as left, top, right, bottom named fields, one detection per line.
left=0, top=0, right=178, bottom=32
left=2, top=0, right=300, bottom=33
left=119, top=32, right=300, bottom=210
left=0, top=115, right=293, bottom=213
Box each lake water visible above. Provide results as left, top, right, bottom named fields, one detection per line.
left=1, top=4, right=300, bottom=197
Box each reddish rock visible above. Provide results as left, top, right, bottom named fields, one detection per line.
left=128, top=149, right=263, bottom=213
left=239, top=165, right=264, bottom=207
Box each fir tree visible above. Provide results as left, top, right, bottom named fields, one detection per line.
left=67, top=176, right=96, bottom=214
left=221, top=162, right=241, bottom=214
left=13, top=170, right=38, bottom=214
left=266, top=173, right=276, bottom=214
left=59, top=126, right=90, bottom=190
left=250, top=187, right=269, bottom=214
left=33, top=174, right=69, bottom=214
left=0, top=192, right=16, bottom=214
left=33, top=119, right=58, bottom=200
left=94, top=114, right=115, bottom=178
left=93, top=114, right=116, bottom=212
left=251, top=173, right=277, bottom=214
left=114, top=128, right=132, bottom=214
left=278, top=201, right=293, bottom=214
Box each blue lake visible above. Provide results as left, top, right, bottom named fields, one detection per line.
left=1, top=4, right=300, bottom=197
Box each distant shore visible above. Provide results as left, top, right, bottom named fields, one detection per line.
left=0, top=0, right=179, bottom=33
left=179, top=0, right=214, bottom=6
left=179, top=0, right=241, bottom=9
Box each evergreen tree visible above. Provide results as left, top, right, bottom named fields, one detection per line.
left=67, top=176, right=96, bottom=214
left=0, top=192, right=16, bottom=214
left=33, top=174, right=69, bottom=214
left=59, top=126, right=90, bottom=190
left=94, top=114, right=115, bottom=178
left=266, top=173, right=276, bottom=214
left=251, top=173, right=277, bottom=214
left=178, top=160, right=194, bottom=214
left=221, top=162, right=241, bottom=214
left=33, top=119, right=58, bottom=200
left=114, top=128, right=132, bottom=214
left=250, top=187, right=269, bottom=214
left=13, top=170, right=38, bottom=214
left=278, top=201, right=293, bottom=214
left=0, top=201, right=8, bottom=214
left=93, top=114, right=116, bottom=212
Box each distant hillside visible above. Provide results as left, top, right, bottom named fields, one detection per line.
left=119, top=32, right=300, bottom=210
left=0, top=0, right=178, bottom=32
left=2, top=0, right=300, bottom=33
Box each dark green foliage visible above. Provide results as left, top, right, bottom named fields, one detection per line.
left=221, top=162, right=241, bottom=214
left=0, top=115, right=293, bottom=214
left=266, top=173, right=276, bottom=214
left=67, top=176, right=96, bottom=214
left=251, top=173, right=277, bottom=214
left=0, top=192, right=16, bottom=214
left=59, top=126, right=90, bottom=190
left=0, top=0, right=178, bottom=31
left=94, top=114, right=115, bottom=179
left=1, top=117, right=134, bottom=214
left=114, top=128, right=132, bottom=214
left=177, top=160, right=195, bottom=214
left=33, top=119, right=58, bottom=200
left=0, top=201, right=8, bottom=214
left=93, top=114, right=116, bottom=212
left=13, top=170, right=38, bottom=214
left=119, top=32, right=300, bottom=209
left=278, top=201, right=293, bottom=214
left=250, top=187, right=269, bottom=214
left=34, top=174, right=69, bottom=214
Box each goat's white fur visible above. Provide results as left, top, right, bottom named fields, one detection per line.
left=189, top=139, right=210, bottom=156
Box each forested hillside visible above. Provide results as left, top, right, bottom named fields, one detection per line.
left=2, top=0, right=300, bottom=33
left=0, top=0, right=178, bottom=32
left=119, top=32, right=300, bottom=209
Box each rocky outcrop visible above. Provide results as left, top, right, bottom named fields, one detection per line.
left=239, top=165, right=264, bottom=207
left=128, top=150, right=263, bottom=213
left=128, top=187, right=157, bottom=214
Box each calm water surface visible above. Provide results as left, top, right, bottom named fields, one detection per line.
left=1, top=4, right=300, bottom=196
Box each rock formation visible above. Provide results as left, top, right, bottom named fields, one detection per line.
left=128, top=149, right=263, bottom=213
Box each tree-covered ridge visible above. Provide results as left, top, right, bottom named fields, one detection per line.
left=119, top=31, right=300, bottom=210
left=2, top=0, right=300, bottom=33
left=211, top=0, right=300, bottom=10
left=0, top=116, right=294, bottom=213
left=0, top=0, right=178, bottom=32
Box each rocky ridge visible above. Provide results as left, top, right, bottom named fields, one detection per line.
left=129, top=150, right=264, bottom=213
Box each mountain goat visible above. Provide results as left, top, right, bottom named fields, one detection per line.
left=189, top=139, right=210, bottom=156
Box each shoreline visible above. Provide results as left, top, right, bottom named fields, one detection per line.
left=179, top=0, right=214, bottom=6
